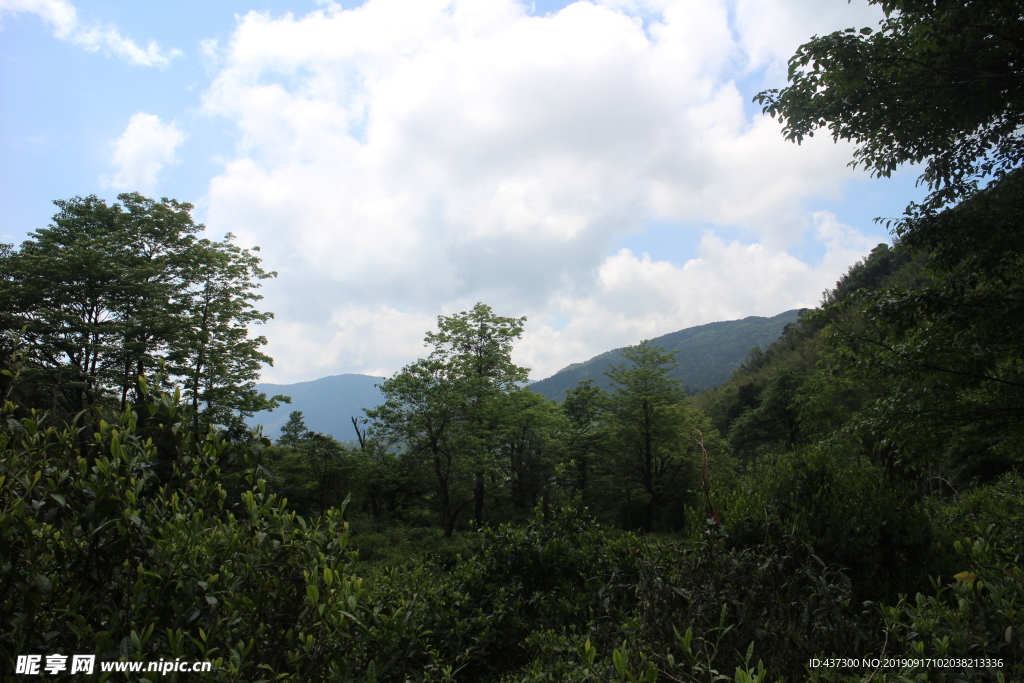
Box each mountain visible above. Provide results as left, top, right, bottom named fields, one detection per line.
left=528, top=310, right=802, bottom=401
left=250, top=373, right=385, bottom=441
left=249, top=310, right=801, bottom=439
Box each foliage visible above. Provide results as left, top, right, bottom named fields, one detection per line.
left=462, top=510, right=870, bottom=683
left=805, top=170, right=1024, bottom=482
left=755, top=0, right=1024, bottom=213
left=0, top=193, right=283, bottom=431
left=0, top=385, right=370, bottom=681
left=601, top=343, right=692, bottom=531
left=2, top=369, right=1019, bottom=681
left=868, top=534, right=1023, bottom=682
left=928, top=472, right=1024, bottom=558
left=560, top=379, right=606, bottom=493
left=266, top=410, right=357, bottom=515
left=727, top=366, right=805, bottom=459
left=719, top=446, right=937, bottom=603
left=368, top=303, right=529, bottom=536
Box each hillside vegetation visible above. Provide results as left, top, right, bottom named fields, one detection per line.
left=2, top=1, right=1023, bottom=680
left=528, top=310, right=801, bottom=400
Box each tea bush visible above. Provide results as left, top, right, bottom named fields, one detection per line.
left=719, top=447, right=937, bottom=602
left=0, top=389, right=385, bottom=681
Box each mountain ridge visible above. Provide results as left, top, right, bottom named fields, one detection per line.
left=250, top=310, right=803, bottom=439
left=527, top=309, right=803, bottom=401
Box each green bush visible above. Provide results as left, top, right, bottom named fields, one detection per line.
left=423, top=503, right=642, bottom=680
left=4, top=377, right=1016, bottom=683
left=718, top=447, right=937, bottom=603
left=928, top=471, right=1024, bottom=560
left=491, top=529, right=869, bottom=682
left=861, top=535, right=1022, bottom=683
left=0, top=390, right=382, bottom=681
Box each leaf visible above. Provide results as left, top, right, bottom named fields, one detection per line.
left=954, top=571, right=977, bottom=583
left=35, top=574, right=52, bottom=595
left=612, top=649, right=625, bottom=676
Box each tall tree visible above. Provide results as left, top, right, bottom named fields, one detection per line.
left=498, top=388, right=563, bottom=513
left=368, top=303, right=528, bottom=536
left=0, top=193, right=284, bottom=428
left=755, top=0, right=1024, bottom=215
left=756, top=0, right=1024, bottom=480
left=560, top=379, right=606, bottom=493
left=169, top=236, right=279, bottom=433
left=604, top=342, right=691, bottom=532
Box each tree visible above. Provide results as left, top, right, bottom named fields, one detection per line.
left=728, top=367, right=805, bottom=459
left=804, top=172, right=1024, bottom=481
left=269, top=410, right=354, bottom=514
left=170, top=236, right=280, bottom=433
left=560, top=379, right=606, bottom=493
left=368, top=303, right=528, bottom=536
left=497, top=388, right=564, bottom=514
left=278, top=410, right=310, bottom=448
left=755, top=0, right=1024, bottom=215
left=603, top=342, right=691, bottom=531
left=0, top=193, right=284, bottom=428
left=757, top=0, right=1024, bottom=480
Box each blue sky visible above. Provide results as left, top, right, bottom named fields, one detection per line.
left=0, top=0, right=925, bottom=382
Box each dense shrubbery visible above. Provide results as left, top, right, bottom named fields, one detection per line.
left=3, top=383, right=1022, bottom=681
left=0, top=390, right=367, bottom=680
left=719, top=447, right=938, bottom=603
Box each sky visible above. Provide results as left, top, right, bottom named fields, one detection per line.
left=0, top=0, right=926, bottom=384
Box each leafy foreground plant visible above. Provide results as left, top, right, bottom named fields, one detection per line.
left=3, top=376, right=1020, bottom=682
left=0, top=383, right=455, bottom=682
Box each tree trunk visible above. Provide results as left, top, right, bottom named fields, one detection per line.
left=473, top=471, right=485, bottom=527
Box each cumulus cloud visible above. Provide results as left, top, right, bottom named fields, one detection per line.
left=516, top=211, right=879, bottom=377
left=106, top=113, right=186, bottom=191
left=200, top=0, right=888, bottom=383
left=0, top=0, right=181, bottom=66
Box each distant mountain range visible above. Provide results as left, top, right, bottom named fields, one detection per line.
left=249, top=309, right=801, bottom=440
left=526, top=310, right=802, bottom=401
left=251, top=373, right=385, bottom=441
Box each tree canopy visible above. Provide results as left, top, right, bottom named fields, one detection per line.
left=0, top=193, right=284, bottom=431
left=755, top=0, right=1024, bottom=214
left=367, top=303, right=530, bottom=535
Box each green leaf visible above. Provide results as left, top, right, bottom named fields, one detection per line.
left=35, top=574, right=52, bottom=595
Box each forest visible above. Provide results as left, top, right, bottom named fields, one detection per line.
left=2, top=1, right=1022, bottom=681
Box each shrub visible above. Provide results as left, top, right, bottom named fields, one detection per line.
left=719, top=447, right=936, bottom=602
left=0, top=390, right=375, bottom=680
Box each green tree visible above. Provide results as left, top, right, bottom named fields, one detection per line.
left=757, top=0, right=1024, bottom=480
left=497, top=388, right=564, bottom=514
left=727, top=367, right=805, bottom=459
left=278, top=410, right=310, bottom=448
left=0, top=193, right=284, bottom=429
left=368, top=303, right=528, bottom=536
left=755, top=0, right=1024, bottom=214
left=170, top=236, right=280, bottom=434
left=560, top=379, right=606, bottom=493
left=603, top=342, right=691, bottom=531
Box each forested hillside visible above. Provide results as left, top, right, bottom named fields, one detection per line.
left=2, top=1, right=1022, bottom=681
left=528, top=310, right=800, bottom=400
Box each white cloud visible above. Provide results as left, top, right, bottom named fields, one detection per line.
left=515, top=211, right=879, bottom=378
left=106, top=113, right=186, bottom=191
left=199, top=0, right=889, bottom=383
left=0, top=0, right=181, bottom=66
